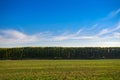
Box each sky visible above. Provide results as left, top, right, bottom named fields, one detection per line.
left=0, top=0, right=120, bottom=47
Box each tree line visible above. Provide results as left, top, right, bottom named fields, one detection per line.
left=0, top=47, right=120, bottom=60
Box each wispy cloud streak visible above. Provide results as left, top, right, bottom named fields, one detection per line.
left=97, top=22, right=120, bottom=36
left=103, top=8, right=120, bottom=20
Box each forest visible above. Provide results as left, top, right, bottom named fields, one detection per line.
left=0, top=47, right=120, bottom=60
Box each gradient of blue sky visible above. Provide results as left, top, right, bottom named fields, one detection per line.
left=0, top=0, right=120, bottom=47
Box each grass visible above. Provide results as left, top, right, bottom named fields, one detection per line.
left=0, top=59, right=120, bottom=80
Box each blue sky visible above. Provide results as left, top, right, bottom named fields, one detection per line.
left=0, top=0, right=120, bottom=47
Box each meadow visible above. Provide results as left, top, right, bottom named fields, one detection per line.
left=0, top=59, right=120, bottom=80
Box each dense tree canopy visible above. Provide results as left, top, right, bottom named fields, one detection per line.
left=0, top=47, right=120, bottom=59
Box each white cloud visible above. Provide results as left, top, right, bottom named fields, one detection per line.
left=113, top=32, right=120, bottom=38
left=97, top=22, right=120, bottom=36
left=52, top=29, right=82, bottom=41
left=53, top=30, right=98, bottom=41
left=0, top=30, right=26, bottom=39
left=0, top=21, right=120, bottom=47
left=0, top=29, right=37, bottom=44
left=97, top=29, right=109, bottom=36
left=52, top=29, right=98, bottom=41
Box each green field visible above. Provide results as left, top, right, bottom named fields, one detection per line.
left=0, top=60, right=120, bottom=80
